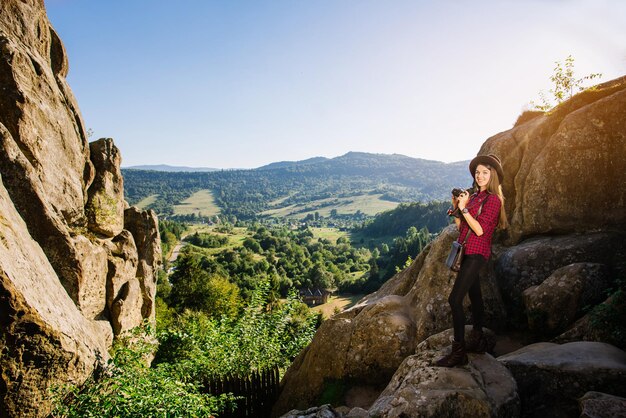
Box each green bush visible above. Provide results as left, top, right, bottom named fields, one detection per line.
left=155, top=282, right=317, bottom=381
left=51, top=325, right=233, bottom=418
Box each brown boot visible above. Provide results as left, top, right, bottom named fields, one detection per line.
left=465, top=329, right=486, bottom=354
left=435, top=341, right=468, bottom=367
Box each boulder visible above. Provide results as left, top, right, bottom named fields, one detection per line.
left=498, top=342, right=626, bottom=418
left=523, top=263, right=610, bottom=334
left=579, top=391, right=626, bottom=418
left=69, top=235, right=109, bottom=319
left=272, top=300, right=411, bottom=415
left=274, top=226, right=508, bottom=417
left=105, top=230, right=143, bottom=335
left=554, top=292, right=626, bottom=350
left=0, top=1, right=92, bottom=228
left=124, top=207, right=162, bottom=322
left=86, top=138, right=125, bottom=237
left=477, top=76, right=626, bottom=244
left=280, top=404, right=342, bottom=418
left=368, top=328, right=519, bottom=418
left=345, top=407, right=369, bottom=418
left=0, top=178, right=109, bottom=418
left=494, top=233, right=625, bottom=327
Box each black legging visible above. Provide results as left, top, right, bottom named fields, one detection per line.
left=448, top=254, right=487, bottom=342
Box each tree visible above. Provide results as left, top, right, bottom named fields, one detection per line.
left=309, top=263, right=335, bottom=290
left=531, top=55, right=602, bottom=111
left=169, top=253, right=241, bottom=318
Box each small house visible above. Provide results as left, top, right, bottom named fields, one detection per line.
left=299, top=288, right=330, bottom=306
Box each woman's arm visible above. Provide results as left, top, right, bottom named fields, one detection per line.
left=457, top=192, right=483, bottom=236
left=458, top=193, right=501, bottom=237
left=460, top=209, right=483, bottom=236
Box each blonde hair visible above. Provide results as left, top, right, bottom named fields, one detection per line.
left=473, top=164, right=508, bottom=229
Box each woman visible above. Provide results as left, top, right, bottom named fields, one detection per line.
left=436, top=154, right=507, bottom=367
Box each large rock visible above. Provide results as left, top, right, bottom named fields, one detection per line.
left=498, top=342, right=626, bottom=418
left=105, top=230, right=143, bottom=335
left=0, top=2, right=161, bottom=416
left=579, top=391, right=626, bottom=418
left=124, top=207, right=161, bottom=322
left=404, top=225, right=507, bottom=342
left=0, top=178, right=109, bottom=418
left=495, top=233, right=625, bottom=327
left=368, top=329, right=520, bottom=418
left=523, top=263, right=610, bottom=334
left=273, top=228, right=506, bottom=416
left=86, top=138, right=125, bottom=237
left=477, top=76, right=626, bottom=244
left=553, top=292, right=626, bottom=350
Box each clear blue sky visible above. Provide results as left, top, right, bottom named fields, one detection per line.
left=44, top=0, right=626, bottom=169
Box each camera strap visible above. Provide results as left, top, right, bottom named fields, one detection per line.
left=460, top=195, right=488, bottom=244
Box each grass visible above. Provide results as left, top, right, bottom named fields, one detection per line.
left=310, top=227, right=348, bottom=243
left=268, top=194, right=293, bottom=206
left=311, top=294, right=365, bottom=319
left=185, top=225, right=250, bottom=255
left=261, top=193, right=399, bottom=219
left=348, top=230, right=398, bottom=249
left=134, top=194, right=159, bottom=210
left=173, top=189, right=221, bottom=216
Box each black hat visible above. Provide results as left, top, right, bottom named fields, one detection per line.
left=469, top=154, right=504, bottom=181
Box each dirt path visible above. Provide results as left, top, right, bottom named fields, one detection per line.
left=168, top=242, right=186, bottom=263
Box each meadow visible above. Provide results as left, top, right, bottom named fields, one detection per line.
left=134, top=194, right=159, bottom=210
left=173, top=189, right=221, bottom=216
left=311, top=293, right=365, bottom=319
left=261, top=193, right=399, bottom=219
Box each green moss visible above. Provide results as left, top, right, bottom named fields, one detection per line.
left=589, top=283, right=626, bottom=349
left=318, top=379, right=349, bottom=406
left=527, top=308, right=549, bottom=334
left=87, top=190, right=119, bottom=228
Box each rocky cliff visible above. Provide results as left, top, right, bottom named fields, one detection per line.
left=0, top=1, right=161, bottom=417
left=273, top=76, right=626, bottom=417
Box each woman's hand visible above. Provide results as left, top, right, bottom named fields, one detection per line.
left=457, top=191, right=469, bottom=209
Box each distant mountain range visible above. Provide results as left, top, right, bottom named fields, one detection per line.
left=122, top=152, right=471, bottom=220
left=124, top=164, right=220, bottom=172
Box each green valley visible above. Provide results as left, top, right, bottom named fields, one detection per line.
left=122, top=152, right=469, bottom=221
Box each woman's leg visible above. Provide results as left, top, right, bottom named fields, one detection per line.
left=437, top=255, right=488, bottom=367
left=467, top=272, right=485, bottom=331
left=448, top=255, right=486, bottom=342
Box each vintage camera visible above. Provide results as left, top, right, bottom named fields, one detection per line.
left=451, top=188, right=465, bottom=197
left=448, top=187, right=472, bottom=218
left=451, top=187, right=472, bottom=197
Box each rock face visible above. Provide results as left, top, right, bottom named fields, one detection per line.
left=273, top=227, right=506, bottom=415
left=477, top=76, right=626, bottom=244
left=495, top=233, right=624, bottom=325
left=523, top=263, right=610, bottom=334
left=579, top=392, right=626, bottom=418
left=0, top=1, right=161, bottom=417
left=0, top=180, right=108, bottom=418
left=273, top=75, right=626, bottom=417
left=368, top=329, right=520, bottom=418
left=86, top=138, right=125, bottom=237
left=498, top=342, right=626, bottom=418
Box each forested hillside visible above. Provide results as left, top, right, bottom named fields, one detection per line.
left=123, top=152, right=469, bottom=219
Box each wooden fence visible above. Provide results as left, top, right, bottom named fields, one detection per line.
left=205, top=366, right=281, bottom=418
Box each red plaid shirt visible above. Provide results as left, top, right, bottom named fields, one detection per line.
left=458, top=190, right=501, bottom=260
